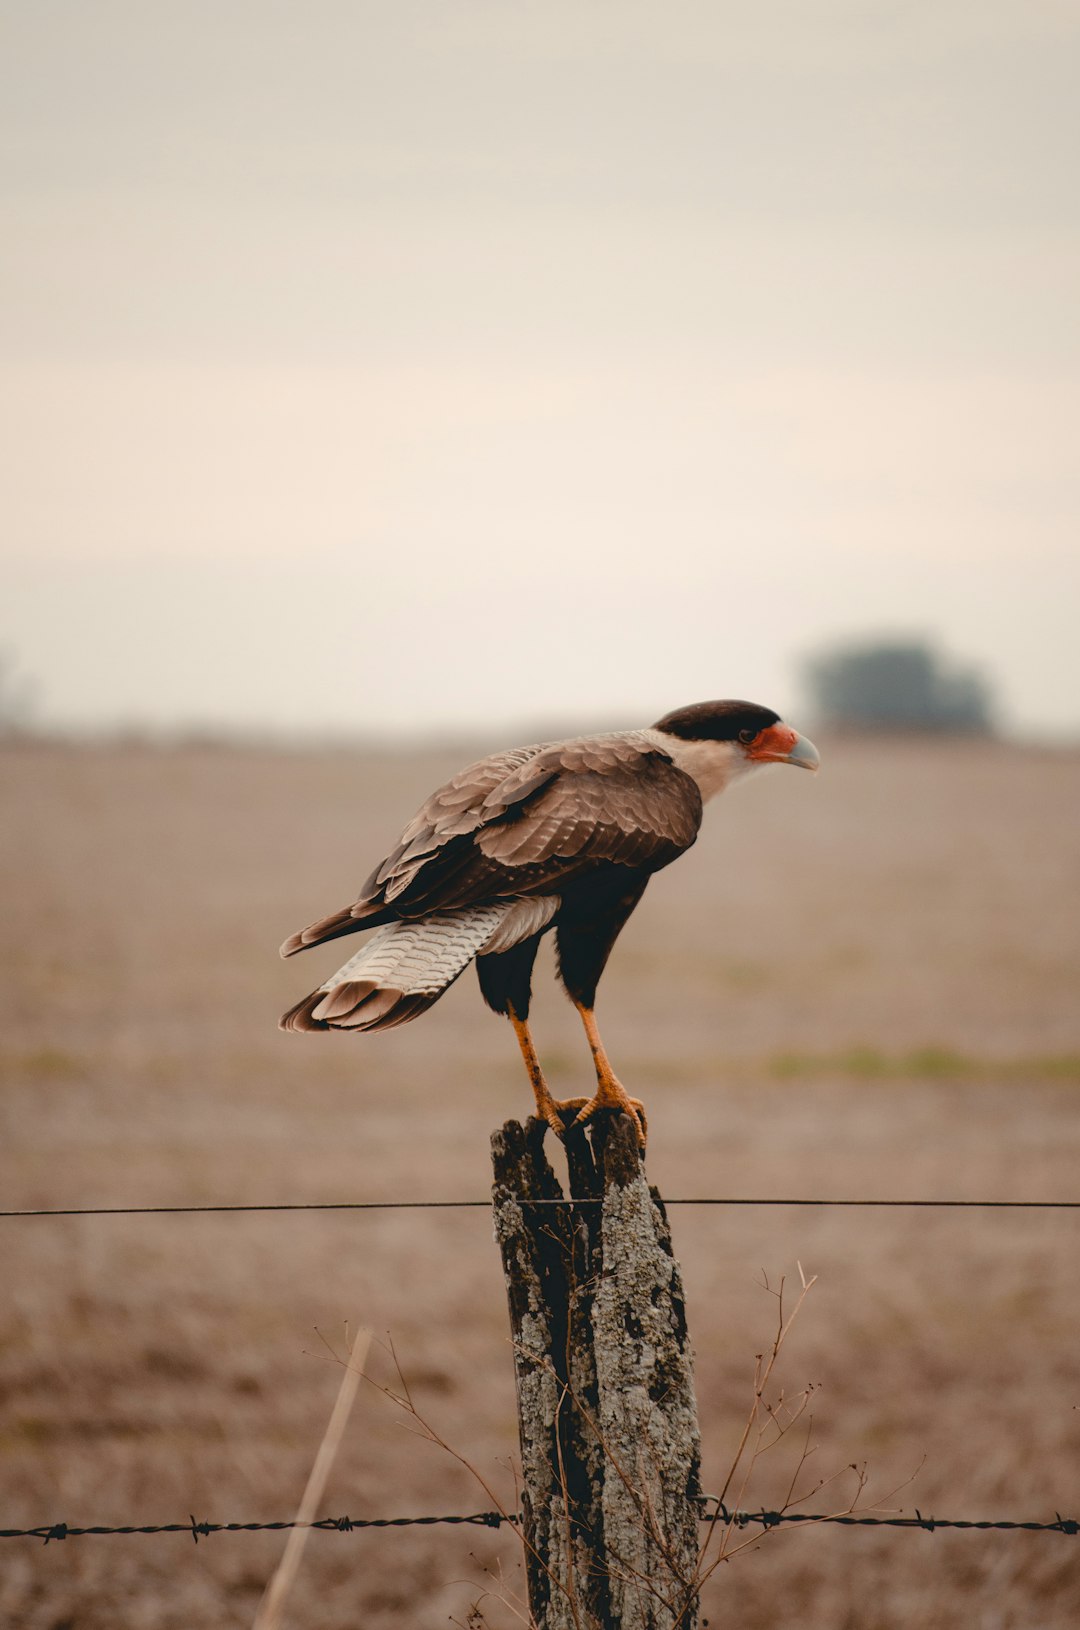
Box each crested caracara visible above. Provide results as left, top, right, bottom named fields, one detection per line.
left=280, top=700, right=818, bottom=1146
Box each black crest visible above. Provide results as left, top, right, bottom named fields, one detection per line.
left=652, top=700, right=780, bottom=742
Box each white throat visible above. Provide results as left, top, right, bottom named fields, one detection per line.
left=643, top=729, right=755, bottom=804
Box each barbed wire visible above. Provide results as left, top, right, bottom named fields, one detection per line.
left=6, top=1199, right=1076, bottom=1553
left=5, top=1507, right=1078, bottom=1545
left=1, top=1513, right=506, bottom=1544
left=705, top=1504, right=1080, bottom=1535
left=2, top=1196, right=1078, bottom=1219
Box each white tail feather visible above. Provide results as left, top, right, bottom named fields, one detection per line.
left=315, top=907, right=505, bottom=1005
left=315, top=896, right=557, bottom=1001
left=280, top=898, right=560, bottom=1034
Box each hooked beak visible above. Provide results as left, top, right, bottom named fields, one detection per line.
left=747, top=724, right=820, bottom=772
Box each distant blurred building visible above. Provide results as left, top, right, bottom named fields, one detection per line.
left=802, top=638, right=996, bottom=735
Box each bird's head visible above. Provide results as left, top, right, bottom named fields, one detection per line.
left=650, top=700, right=819, bottom=801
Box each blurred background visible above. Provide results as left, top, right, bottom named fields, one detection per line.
left=2, top=0, right=1079, bottom=742
left=2, top=5, right=1079, bottom=1628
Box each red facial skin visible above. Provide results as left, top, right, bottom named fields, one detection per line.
left=746, top=723, right=800, bottom=763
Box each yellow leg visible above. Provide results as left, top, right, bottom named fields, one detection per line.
left=568, top=1003, right=648, bottom=1148
left=508, top=1006, right=575, bottom=1139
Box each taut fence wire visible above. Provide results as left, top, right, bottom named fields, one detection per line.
left=5, top=1184, right=1076, bottom=1557
left=4, top=1508, right=1079, bottom=1545
left=3, top=1196, right=1079, bottom=1219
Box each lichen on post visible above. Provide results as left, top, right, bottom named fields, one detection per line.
left=491, top=1113, right=702, bottom=1630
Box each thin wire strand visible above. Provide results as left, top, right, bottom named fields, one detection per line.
left=704, top=1504, right=1080, bottom=1535
left=4, top=1508, right=1077, bottom=1543
left=1, top=1196, right=1077, bottom=1218
left=0, top=1514, right=507, bottom=1543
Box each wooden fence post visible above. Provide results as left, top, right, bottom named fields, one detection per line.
left=491, top=1113, right=702, bottom=1630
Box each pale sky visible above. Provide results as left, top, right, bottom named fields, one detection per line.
left=3, top=2, right=1078, bottom=738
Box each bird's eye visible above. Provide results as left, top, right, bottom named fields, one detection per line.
left=738, top=728, right=757, bottom=746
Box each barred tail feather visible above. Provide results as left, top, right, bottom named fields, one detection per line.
left=279, top=900, right=556, bottom=1035
left=279, top=898, right=389, bottom=959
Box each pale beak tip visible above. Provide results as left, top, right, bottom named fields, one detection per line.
left=788, top=734, right=820, bottom=772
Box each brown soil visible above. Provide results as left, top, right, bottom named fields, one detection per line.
left=1, top=735, right=1078, bottom=1627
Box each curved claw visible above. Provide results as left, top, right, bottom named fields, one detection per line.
left=551, top=1092, right=648, bottom=1150
left=538, top=1097, right=580, bottom=1140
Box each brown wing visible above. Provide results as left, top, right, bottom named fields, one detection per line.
left=280, top=732, right=701, bottom=957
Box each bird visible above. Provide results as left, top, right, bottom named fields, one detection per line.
left=280, top=700, right=818, bottom=1147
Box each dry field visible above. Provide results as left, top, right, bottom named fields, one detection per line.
left=1, top=732, right=1079, bottom=1629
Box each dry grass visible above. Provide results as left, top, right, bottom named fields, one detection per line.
left=1, top=733, right=1079, bottom=1627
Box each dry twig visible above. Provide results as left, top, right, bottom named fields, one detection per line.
left=252, top=1326, right=372, bottom=1630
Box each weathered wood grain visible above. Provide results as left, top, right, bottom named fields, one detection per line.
left=492, top=1114, right=702, bottom=1630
